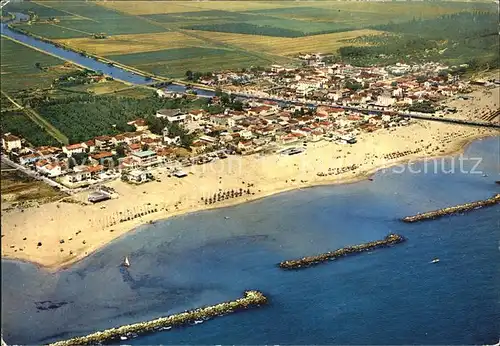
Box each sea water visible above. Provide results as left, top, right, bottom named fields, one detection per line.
left=2, top=137, right=499, bottom=345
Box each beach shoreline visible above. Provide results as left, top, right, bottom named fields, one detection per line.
left=1, top=125, right=497, bottom=273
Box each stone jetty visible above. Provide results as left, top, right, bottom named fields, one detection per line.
left=402, top=194, right=500, bottom=223
left=47, top=290, right=267, bottom=346
left=279, top=234, right=405, bottom=270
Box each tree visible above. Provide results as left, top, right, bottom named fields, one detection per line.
left=220, top=93, right=230, bottom=105
left=141, top=143, right=149, bottom=151
left=346, top=80, right=362, bottom=91
left=67, top=157, right=76, bottom=169
left=116, top=144, right=126, bottom=158
left=72, top=152, right=88, bottom=165
left=185, top=70, right=193, bottom=80
left=416, top=75, right=427, bottom=84
left=34, top=62, right=41, bottom=70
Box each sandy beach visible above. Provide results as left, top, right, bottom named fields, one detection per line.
left=1, top=89, right=499, bottom=271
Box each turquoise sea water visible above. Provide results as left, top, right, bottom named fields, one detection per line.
left=2, top=136, right=499, bottom=345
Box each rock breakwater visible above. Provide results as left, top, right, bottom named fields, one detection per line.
left=279, top=234, right=405, bottom=270
left=47, top=290, right=267, bottom=346
left=402, top=194, right=500, bottom=223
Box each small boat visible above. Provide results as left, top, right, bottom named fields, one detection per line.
left=368, top=178, right=374, bottom=181
left=120, top=336, right=128, bottom=341
left=193, top=320, right=204, bottom=325
left=224, top=216, right=230, bottom=220
left=430, top=258, right=440, bottom=264
left=123, top=256, right=130, bottom=267
left=495, top=181, right=500, bottom=185
left=483, top=174, right=488, bottom=177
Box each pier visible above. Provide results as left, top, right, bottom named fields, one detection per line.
left=402, top=194, right=500, bottom=223
left=47, top=290, right=267, bottom=346
left=279, top=234, right=405, bottom=270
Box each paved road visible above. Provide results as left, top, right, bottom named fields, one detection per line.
left=1, top=155, right=70, bottom=193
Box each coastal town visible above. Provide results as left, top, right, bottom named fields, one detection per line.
left=1, top=57, right=499, bottom=270
left=2, top=0, right=500, bottom=344
left=3, top=60, right=499, bottom=194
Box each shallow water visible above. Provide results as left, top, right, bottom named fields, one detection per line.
left=2, top=136, right=499, bottom=345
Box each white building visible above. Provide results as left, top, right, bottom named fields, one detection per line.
left=2, top=134, right=22, bottom=152
left=156, top=109, right=187, bottom=123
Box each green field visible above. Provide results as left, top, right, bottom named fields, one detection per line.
left=0, top=37, right=75, bottom=92
left=7, top=1, right=167, bottom=38
left=4, top=1, right=499, bottom=78
left=108, top=47, right=271, bottom=77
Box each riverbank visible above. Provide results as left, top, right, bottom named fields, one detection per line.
left=1, top=116, right=498, bottom=271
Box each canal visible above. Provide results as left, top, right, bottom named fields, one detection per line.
left=1, top=13, right=153, bottom=85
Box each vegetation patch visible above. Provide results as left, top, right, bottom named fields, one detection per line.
left=108, top=47, right=235, bottom=65
left=0, top=110, right=60, bottom=147
left=1, top=170, right=67, bottom=207
left=189, top=29, right=383, bottom=57
left=0, top=37, right=78, bottom=93
left=340, top=12, right=499, bottom=67
left=55, top=32, right=209, bottom=56
left=32, top=95, right=204, bottom=143
left=184, top=22, right=307, bottom=38
left=9, top=1, right=167, bottom=39
left=108, top=48, right=271, bottom=78
left=3, top=1, right=69, bottom=19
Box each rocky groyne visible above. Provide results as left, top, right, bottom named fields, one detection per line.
left=402, top=194, right=500, bottom=223
left=279, top=234, right=405, bottom=270
left=47, top=290, right=267, bottom=346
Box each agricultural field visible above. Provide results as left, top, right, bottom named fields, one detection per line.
left=5, top=1, right=497, bottom=78
left=189, top=29, right=384, bottom=57
left=7, top=1, right=167, bottom=38
left=54, top=32, right=211, bottom=56
left=107, top=47, right=272, bottom=78
left=0, top=37, right=78, bottom=93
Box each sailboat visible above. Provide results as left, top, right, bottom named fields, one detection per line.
left=123, top=256, right=130, bottom=268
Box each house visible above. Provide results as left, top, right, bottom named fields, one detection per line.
left=210, top=114, right=236, bottom=128
left=278, top=133, right=302, bottom=145
left=87, top=165, right=104, bottom=178
left=2, top=134, right=22, bottom=152
left=237, top=140, right=254, bottom=154
left=18, top=154, right=37, bottom=165
left=127, top=118, right=148, bottom=131
left=35, top=159, right=50, bottom=172
left=94, top=135, right=114, bottom=151
left=131, top=150, right=158, bottom=167
left=82, top=140, right=96, bottom=153
left=188, top=109, right=205, bottom=122
left=164, top=135, right=181, bottom=146
left=240, top=128, right=255, bottom=139
left=62, top=143, right=85, bottom=156
left=128, top=142, right=142, bottom=153
left=90, top=151, right=114, bottom=165
left=156, top=109, right=187, bottom=123
left=141, top=137, right=161, bottom=149
left=126, top=169, right=148, bottom=183
left=42, top=162, right=62, bottom=177
left=67, top=170, right=91, bottom=183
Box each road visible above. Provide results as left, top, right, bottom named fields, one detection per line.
left=229, top=91, right=500, bottom=129
left=1, top=154, right=70, bottom=193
